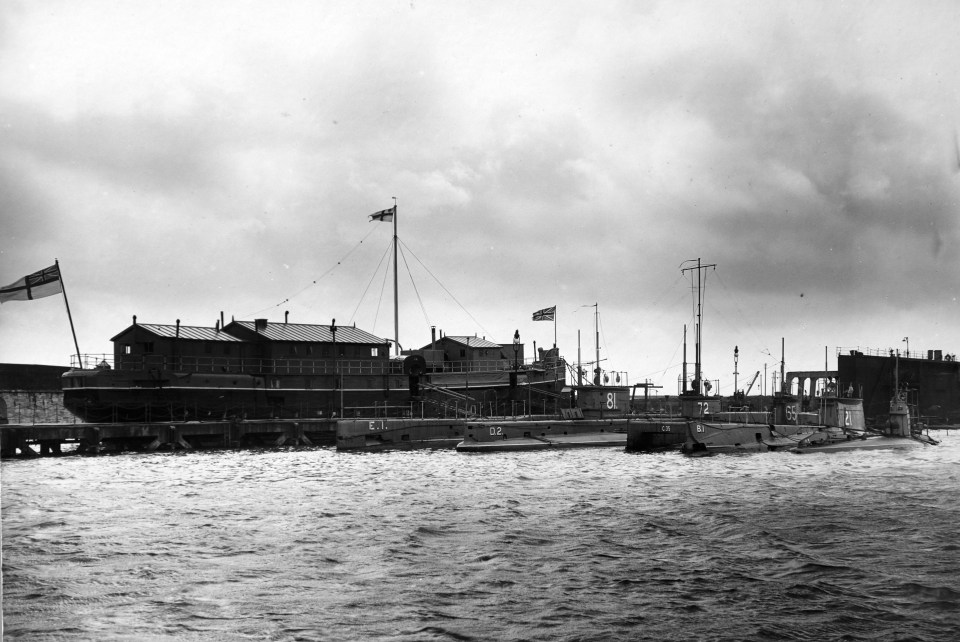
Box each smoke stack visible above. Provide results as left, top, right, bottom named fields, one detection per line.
left=176, top=319, right=180, bottom=338
left=285, top=311, right=289, bottom=324
left=431, top=326, right=436, bottom=350
left=133, top=315, right=137, bottom=326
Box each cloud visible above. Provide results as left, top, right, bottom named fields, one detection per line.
left=3, top=1, right=960, bottom=392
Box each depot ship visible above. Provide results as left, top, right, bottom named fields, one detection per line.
left=62, top=315, right=567, bottom=423
left=61, top=204, right=574, bottom=423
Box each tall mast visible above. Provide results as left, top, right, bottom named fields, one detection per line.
left=682, top=324, right=688, bottom=393
left=697, top=264, right=701, bottom=388
left=594, top=303, right=600, bottom=384
left=577, top=330, right=582, bottom=386
left=780, top=337, right=785, bottom=394
left=392, top=197, right=399, bottom=356
left=680, top=258, right=716, bottom=394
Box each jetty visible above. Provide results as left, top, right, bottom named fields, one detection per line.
left=2, top=412, right=637, bottom=457
left=0, top=419, right=335, bottom=457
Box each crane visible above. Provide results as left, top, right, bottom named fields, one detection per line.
left=744, top=371, right=760, bottom=395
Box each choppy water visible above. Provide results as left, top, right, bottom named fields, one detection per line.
left=3, top=433, right=960, bottom=641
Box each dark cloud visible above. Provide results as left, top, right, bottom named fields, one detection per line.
left=4, top=2, right=960, bottom=392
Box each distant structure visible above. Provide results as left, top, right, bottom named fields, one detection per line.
left=837, top=349, right=960, bottom=424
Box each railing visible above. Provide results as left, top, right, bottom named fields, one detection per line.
left=70, top=354, right=114, bottom=369
left=110, top=355, right=402, bottom=376
left=838, top=346, right=957, bottom=361
left=426, top=358, right=566, bottom=374
left=71, top=353, right=568, bottom=376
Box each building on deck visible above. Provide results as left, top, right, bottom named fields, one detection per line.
left=110, top=317, right=391, bottom=375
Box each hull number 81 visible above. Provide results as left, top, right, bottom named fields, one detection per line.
left=607, top=393, right=617, bottom=409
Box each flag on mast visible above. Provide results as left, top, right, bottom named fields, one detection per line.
left=532, top=306, right=556, bottom=321
left=0, top=264, right=63, bottom=303
left=369, top=206, right=395, bottom=222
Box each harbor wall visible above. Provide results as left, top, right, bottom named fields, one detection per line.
left=0, top=391, right=75, bottom=425
left=0, top=364, right=72, bottom=425
left=837, top=352, right=960, bottom=423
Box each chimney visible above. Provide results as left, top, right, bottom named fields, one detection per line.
left=216, top=320, right=220, bottom=333
left=431, top=326, right=436, bottom=350
left=255, top=318, right=268, bottom=332
left=285, top=311, right=289, bottom=324
left=133, top=315, right=137, bottom=326
left=220, top=311, right=225, bottom=328
left=176, top=319, right=180, bottom=338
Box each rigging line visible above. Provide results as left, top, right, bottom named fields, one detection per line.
left=365, top=250, right=392, bottom=338
left=682, top=265, right=711, bottom=326
left=397, top=243, right=432, bottom=330
left=397, top=237, right=491, bottom=337
left=243, top=225, right=382, bottom=318
left=649, top=271, right=687, bottom=308
left=597, top=308, right=611, bottom=371
left=348, top=237, right=393, bottom=328
left=652, top=337, right=686, bottom=383
left=637, top=273, right=689, bottom=338
left=712, top=270, right=770, bottom=353
left=684, top=271, right=697, bottom=324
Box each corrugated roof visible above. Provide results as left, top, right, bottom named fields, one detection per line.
left=444, top=335, right=504, bottom=349
left=230, top=320, right=388, bottom=345
left=128, top=324, right=244, bottom=342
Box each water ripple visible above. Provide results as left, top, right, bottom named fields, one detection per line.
left=3, top=435, right=960, bottom=640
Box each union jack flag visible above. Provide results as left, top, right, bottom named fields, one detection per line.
left=532, top=306, right=556, bottom=321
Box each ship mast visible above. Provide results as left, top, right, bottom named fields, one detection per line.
left=680, top=258, right=716, bottom=394
left=594, top=303, right=600, bottom=384
left=392, top=197, right=399, bottom=356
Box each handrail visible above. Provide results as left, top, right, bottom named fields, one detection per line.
left=70, top=354, right=114, bottom=369
left=112, top=355, right=400, bottom=376
left=838, top=346, right=957, bottom=361
left=70, top=353, right=568, bottom=377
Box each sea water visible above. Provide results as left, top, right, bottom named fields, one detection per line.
left=2, top=433, right=959, bottom=641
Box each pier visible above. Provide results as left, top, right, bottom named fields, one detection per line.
left=0, top=418, right=336, bottom=457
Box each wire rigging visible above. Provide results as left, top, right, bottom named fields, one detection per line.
left=348, top=238, right=393, bottom=328
left=237, top=211, right=539, bottom=349
left=243, top=225, right=381, bottom=318
left=397, top=238, right=491, bottom=337
left=372, top=250, right=392, bottom=336
left=398, top=243, right=432, bottom=330
left=711, top=269, right=772, bottom=355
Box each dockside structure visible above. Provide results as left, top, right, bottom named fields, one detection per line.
left=62, top=316, right=563, bottom=423
left=838, top=348, right=960, bottom=425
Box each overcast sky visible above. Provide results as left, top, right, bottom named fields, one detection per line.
left=3, top=1, right=960, bottom=395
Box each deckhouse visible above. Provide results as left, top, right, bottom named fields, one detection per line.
left=422, top=334, right=525, bottom=371
left=110, top=317, right=390, bottom=374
